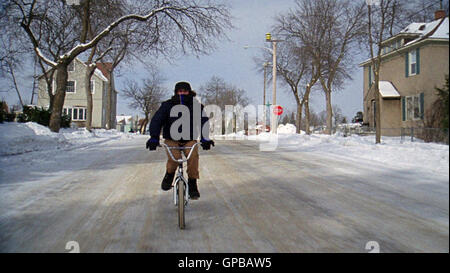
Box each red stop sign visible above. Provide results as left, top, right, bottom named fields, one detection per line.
left=273, top=105, right=283, bottom=116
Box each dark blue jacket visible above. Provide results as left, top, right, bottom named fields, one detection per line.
left=149, top=94, right=210, bottom=141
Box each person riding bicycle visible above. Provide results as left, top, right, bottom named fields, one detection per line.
left=146, top=81, right=214, bottom=200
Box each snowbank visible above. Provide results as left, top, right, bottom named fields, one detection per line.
left=0, top=122, right=137, bottom=156
left=266, top=130, right=448, bottom=175
left=277, top=123, right=297, bottom=134
left=213, top=123, right=449, bottom=175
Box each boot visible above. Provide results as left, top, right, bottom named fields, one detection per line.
left=188, top=178, right=200, bottom=200
left=161, top=171, right=175, bottom=191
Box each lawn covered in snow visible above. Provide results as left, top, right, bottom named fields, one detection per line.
left=0, top=122, right=448, bottom=177
left=215, top=123, right=450, bottom=177
left=0, top=122, right=138, bottom=156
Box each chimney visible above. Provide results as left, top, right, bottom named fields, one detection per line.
left=435, top=10, right=446, bottom=20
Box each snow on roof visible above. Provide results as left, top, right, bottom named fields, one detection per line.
left=403, top=17, right=449, bottom=46
left=94, top=68, right=109, bottom=82
left=360, top=17, right=448, bottom=66
left=430, top=17, right=449, bottom=39
left=401, top=22, right=428, bottom=34
left=379, top=81, right=400, bottom=98
left=96, top=63, right=113, bottom=80
left=116, top=115, right=133, bottom=124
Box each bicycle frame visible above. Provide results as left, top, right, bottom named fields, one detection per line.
left=160, top=142, right=201, bottom=207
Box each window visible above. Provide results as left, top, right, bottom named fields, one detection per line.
left=66, top=81, right=75, bottom=93
left=406, top=96, right=413, bottom=120
left=406, top=49, right=420, bottom=77
left=90, top=80, right=95, bottom=94
left=368, top=65, right=375, bottom=87
left=409, top=51, right=417, bottom=75
left=68, top=61, right=75, bottom=72
left=402, top=93, right=424, bottom=121
left=413, top=96, right=420, bottom=119
left=63, top=107, right=86, bottom=121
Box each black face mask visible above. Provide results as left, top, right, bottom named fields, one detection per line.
left=171, top=93, right=194, bottom=105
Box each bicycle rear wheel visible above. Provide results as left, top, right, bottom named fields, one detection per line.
left=178, top=180, right=185, bottom=229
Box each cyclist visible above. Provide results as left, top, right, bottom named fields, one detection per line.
left=146, top=82, right=215, bottom=200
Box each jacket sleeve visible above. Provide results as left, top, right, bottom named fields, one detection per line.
left=200, top=104, right=210, bottom=140
left=149, top=102, right=169, bottom=139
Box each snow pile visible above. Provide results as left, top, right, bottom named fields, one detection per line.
left=213, top=123, right=449, bottom=174
left=259, top=133, right=449, bottom=175
left=277, top=123, right=297, bottom=134
left=0, top=122, right=136, bottom=156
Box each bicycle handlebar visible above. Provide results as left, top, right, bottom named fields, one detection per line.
left=160, top=142, right=202, bottom=163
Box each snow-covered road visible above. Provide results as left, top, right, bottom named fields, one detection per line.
left=0, top=136, right=448, bottom=252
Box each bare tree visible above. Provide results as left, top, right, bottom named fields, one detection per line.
left=403, top=0, right=449, bottom=23
left=275, top=0, right=365, bottom=135
left=199, top=76, right=251, bottom=134
left=308, top=108, right=321, bottom=128
left=0, top=4, right=33, bottom=109
left=122, top=70, right=166, bottom=134
left=200, top=76, right=250, bottom=108
left=366, top=0, right=407, bottom=143
left=332, top=104, right=344, bottom=127
left=254, top=40, right=312, bottom=134
left=316, top=0, right=366, bottom=135
left=74, top=0, right=125, bottom=131
left=7, top=0, right=232, bottom=132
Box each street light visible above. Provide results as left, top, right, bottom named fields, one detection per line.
left=244, top=33, right=283, bottom=134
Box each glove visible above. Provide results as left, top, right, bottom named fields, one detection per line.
left=146, top=138, right=160, bottom=150
left=200, top=138, right=215, bottom=150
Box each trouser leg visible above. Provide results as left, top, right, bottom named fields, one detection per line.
left=164, top=139, right=181, bottom=174
left=183, top=140, right=199, bottom=179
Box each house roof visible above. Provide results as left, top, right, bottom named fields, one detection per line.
left=402, top=17, right=449, bottom=46
left=37, top=57, right=109, bottom=82
left=116, top=115, right=133, bottom=124
left=379, top=81, right=400, bottom=98
left=359, top=16, right=449, bottom=66
left=96, top=62, right=113, bottom=80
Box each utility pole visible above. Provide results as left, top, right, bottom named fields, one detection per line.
left=265, top=33, right=283, bottom=134
left=263, top=62, right=271, bottom=128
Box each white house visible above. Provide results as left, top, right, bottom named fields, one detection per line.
left=37, top=58, right=117, bottom=128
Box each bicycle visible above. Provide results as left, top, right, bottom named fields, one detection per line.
left=160, top=142, right=201, bottom=229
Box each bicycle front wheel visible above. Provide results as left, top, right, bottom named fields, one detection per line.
left=178, top=180, right=185, bottom=229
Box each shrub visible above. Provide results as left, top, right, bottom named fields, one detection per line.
left=5, top=113, right=16, bottom=122
left=60, top=114, right=71, bottom=128
left=17, top=105, right=71, bottom=128
left=0, top=101, right=7, bottom=123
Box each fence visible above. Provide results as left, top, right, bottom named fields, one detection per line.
left=316, top=125, right=449, bottom=145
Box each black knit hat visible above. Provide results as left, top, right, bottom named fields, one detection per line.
left=174, top=81, right=192, bottom=94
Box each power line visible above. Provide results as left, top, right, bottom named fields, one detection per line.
left=404, top=0, right=448, bottom=21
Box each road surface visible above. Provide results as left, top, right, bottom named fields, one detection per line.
left=0, top=137, right=448, bottom=252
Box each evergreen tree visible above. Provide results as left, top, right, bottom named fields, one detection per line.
left=435, top=76, right=449, bottom=129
